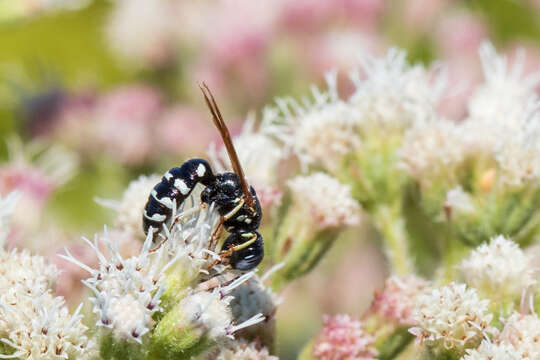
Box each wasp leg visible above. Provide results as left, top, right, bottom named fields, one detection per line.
left=206, top=233, right=257, bottom=271
left=205, top=219, right=224, bottom=259
left=218, top=232, right=258, bottom=260
left=207, top=198, right=245, bottom=256
left=223, top=198, right=245, bottom=220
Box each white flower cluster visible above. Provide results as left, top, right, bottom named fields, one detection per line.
left=287, top=172, right=361, bottom=228
left=0, top=293, right=95, bottom=360
left=410, top=283, right=494, bottom=352
left=462, top=340, right=522, bottom=360
left=209, top=339, right=277, bottom=360
left=495, top=101, right=540, bottom=187
left=0, top=194, right=94, bottom=359
left=61, top=231, right=169, bottom=343
left=267, top=72, right=360, bottom=171
left=445, top=186, right=475, bottom=215
left=467, top=42, right=540, bottom=133
left=499, top=313, right=540, bottom=359
left=459, top=235, right=536, bottom=299
left=398, top=119, right=466, bottom=181
left=399, top=42, right=540, bottom=189
left=173, top=272, right=265, bottom=344
left=350, top=47, right=446, bottom=127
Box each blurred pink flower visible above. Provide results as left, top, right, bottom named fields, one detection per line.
left=95, top=85, right=163, bottom=165
left=157, top=105, right=215, bottom=155
left=336, top=0, right=385, bottom=26
left=279, top=0, right=334, bottom=33
left=0, top=165, right=53, bottom=206
left=313, top=314, right=377, bottom=360
left=436, top=12, right=488, bottom=58
left=0, top=165, right=54, bottom=247
left=306, top=30, right=385, bottom=75
left=371, top=275, right=428, bottom=326
left=402, top=0, right=450, bottom=33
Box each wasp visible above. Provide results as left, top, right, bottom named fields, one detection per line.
left=142, top=84, right=263, bottom=271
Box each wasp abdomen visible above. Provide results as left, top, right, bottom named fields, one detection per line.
left=143, top=158, right=215, bottom=237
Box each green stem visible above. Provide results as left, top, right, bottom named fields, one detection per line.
left=372, top=203, right=414, bottom=275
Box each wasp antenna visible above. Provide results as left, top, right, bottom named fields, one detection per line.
left=199, top=82, right=255, bottom=208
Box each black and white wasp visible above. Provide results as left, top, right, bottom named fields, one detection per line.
left=142, top=84, right=263, bottom=271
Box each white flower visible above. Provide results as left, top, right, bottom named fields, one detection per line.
left=495, top=100, right=540, bottom=187
left=180, top=290, right=234, bottom=340
left=97, top=174, right=161, bottom=235
left=445, top=186, right=475, bottom=214
left=459, top=236, right=536, bottom=299
left=0, top=191, right=19, bottom=247
left=178, top=276, right=265, bottom=342
left=461, top=340, right=523, bottom=360
left=287, top=172, right=361, bottom=228
left=0, top=292, right=96, bottom=360
left=462, top=43, right=540, bottom=157
left=160, top=195, right=223, bottom=278
left=468, top=42, right=540, bottom=130
left=210, top=339, right=278, bottom=360
left=410, top=283, right=494, bottom=352
left=0, top=247, right=94, bottom=359
left=349, top=47, right=447, bottom=128
left=268, top=72, right=360, bottom=171
left=500, top=313, right=540, bottom=359
left=0, top=248, right=59, bottom=305
left=60, top=230, right=168, bottom=343
left=398, top=119, right=467, bottom=180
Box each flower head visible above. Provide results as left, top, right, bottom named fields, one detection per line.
left=398, top=119, right=467, bottom=181
left=410, top=283, right=494, bottom=353
left=0, top=292, right=96, bottom=360
left=445, top=186, right=476, bottom=215
left=268, top=72, right=360, bottom=171
left=468, top=42, right=540, bottom=129
left=462, top=340, right=522, bottom=360
left=349, top=47, right=446, bottom=128
left=371, top=275, right=428, bottom=326
left=60, top=231, right=168, bottom=343
left=459, top=236, right=536, bottom=299
left=312, top=314, right=377, bottom=360
left=287, top=172, right=361, bottom=228
left=210, top=339, right=278, bottom=360
left=494, top=100, right=540, bottom=187
left=0, top=243, right=94, bottom=359
left=499, top=313, right=540, bottom=359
